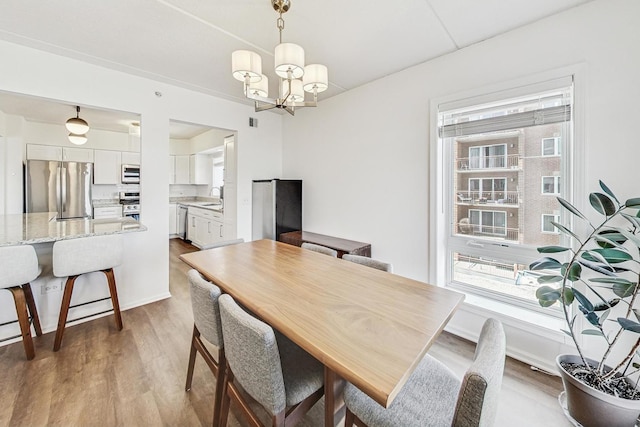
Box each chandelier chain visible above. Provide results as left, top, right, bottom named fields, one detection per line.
left=277, top=15, right=285, bottom=44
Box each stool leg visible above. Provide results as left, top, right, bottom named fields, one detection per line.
left=54, top=275, right=78, bottom=352
left=8, top=286, right=35, bottom=360
left=22, top=283, right=42, bottom=336
left=185, top=325, right=199, bottom=392
left=103, top=268, right=123, bottom=331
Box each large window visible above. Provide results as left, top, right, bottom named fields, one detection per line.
left=436, top=77, right=573, bottom=310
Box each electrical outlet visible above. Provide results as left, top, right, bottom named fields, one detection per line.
left=41, top=282, right=62, bottom=295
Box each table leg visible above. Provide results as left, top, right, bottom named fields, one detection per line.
left=324, top=367, right=346, bottom=427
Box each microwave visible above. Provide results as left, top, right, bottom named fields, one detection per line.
left=121, top=164, right=140, bottom=183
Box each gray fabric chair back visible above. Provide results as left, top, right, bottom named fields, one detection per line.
left=0, top=245, right=39, bottom=288
left=301, top=242, right=338, bottom=257
left=53, top=234, right=123, bottom=277
left=452, top=318, right=506, bottom=427
left=218, top=294, right=287, bottom=415
left=342, top=254, right=393, bottom=273
left=188, top=269, right=223, bottom=348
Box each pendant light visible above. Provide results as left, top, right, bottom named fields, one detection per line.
left=65, top=106, right=89, bottom=145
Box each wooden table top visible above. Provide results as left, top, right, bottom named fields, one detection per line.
left=180, top=239, right=464, bottom=408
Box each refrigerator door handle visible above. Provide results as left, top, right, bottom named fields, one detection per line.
left=56, top=166, right=63, bottom=215
left=60, top=166, right=67, bottom=214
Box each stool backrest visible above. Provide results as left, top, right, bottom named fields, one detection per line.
left=0, top=245, right=39, bottom=287
left=188, top=269, right=224, bottom=348
left=53, top=234, right=123, bottom=277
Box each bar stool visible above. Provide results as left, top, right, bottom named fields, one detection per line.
left=0, top=245, right=42, bottom=360
left=52, top=234, right=123, bottom=351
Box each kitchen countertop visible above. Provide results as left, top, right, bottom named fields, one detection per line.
left=170, top=197, right=223, bottom=212
left=0, top=212, right=147, bottom=246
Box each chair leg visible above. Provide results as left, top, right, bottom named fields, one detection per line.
left=272, top=410, right=285, bottom=427
left=219, top=362, right=232, bottom=427
left=213, top=348, right=226, bottom=427
left=22, top=283, right=42, bottom=336
left=53, top=275, right=78, bottom=352
left=8, top=286, right=35, bottom=360
left=185, top=325, right=199, bottom=392
left=103, top=268, right=123, bottom=331
left=344, top=408, right=355, bottom=427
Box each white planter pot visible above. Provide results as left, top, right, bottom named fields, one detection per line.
left=557, top=354, right=640, bottom=427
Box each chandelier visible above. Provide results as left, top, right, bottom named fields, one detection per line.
left=231, top=0, right=328, bottom=116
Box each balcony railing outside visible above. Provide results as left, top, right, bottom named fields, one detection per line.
left=457, top=154, right=520, bottom=170
left=455, top=222, right=520, bottom=242
left=456, top=191, right=520, bottom=205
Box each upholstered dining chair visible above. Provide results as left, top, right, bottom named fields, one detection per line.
left=301, top=242, right=338, bottom=257
left=0, top=244, right=42, bottom=360
left=342, top=254, right=393, bottom=273
left=218, top=294, right=325, bottom=427
left=344, top=318, right=506, bottom=427
left=185, top=269, right=226, bottom=427
left=199, top=238, right=244, bottom=250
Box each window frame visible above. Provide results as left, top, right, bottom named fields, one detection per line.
left=541, top=176, right=561, bottom=195
left=541, top=214, right=561, bottom=234
left=542, top=137, right=561, bottom=156
left=469, top=209, right=507, bottom=236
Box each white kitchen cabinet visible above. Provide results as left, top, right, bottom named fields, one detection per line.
left=121, top=151, right=140, bottom=165
left=189, top=154, right=209, bottom=185
left=175, top=155, right=190, bottom=184
left=94, top=150, right=122, bottom=184
left=187, top=206, right=224, bottom=248
left=26, top=144, right=63, bottom=161
left=223, top=135, right=236, bottom=185
left=169, top=203, right=177, bottom=235
left=93, top=205, right=122, bottom=219
left=63, top=147, right=94, bottom=162
left=169, top=156, right=176, bottom=184
left=222, top=135, right=237, bottom=239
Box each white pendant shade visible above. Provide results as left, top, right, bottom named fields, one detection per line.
left=65, top=117, right=89, bottom=134
left=232, top=50, right=262, bottom=82
left=303, top=64, right=328, bottom=93
left=274, top=43, right=305, bottom=79
left=68, top=133, right=88, bottom=145
left=280, top=79, right=304, bottom=103
left=248, top=74, right=269, bottom=98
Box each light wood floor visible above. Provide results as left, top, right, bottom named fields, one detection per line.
left=0, top=239, right=571, bottom=426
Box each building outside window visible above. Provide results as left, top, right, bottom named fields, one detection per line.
left=542, top=176, right=561, bottom=195
left=542, top=137, right=561, bottom=156
left=541, top=214, right=560, bottom=233
left=437, top=78, right=573, bottom=310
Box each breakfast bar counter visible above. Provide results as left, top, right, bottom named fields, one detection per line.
left=0, top=212, right=146, bottom=246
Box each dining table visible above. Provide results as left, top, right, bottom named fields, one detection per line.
left=180, top=239, right=465, bottom=427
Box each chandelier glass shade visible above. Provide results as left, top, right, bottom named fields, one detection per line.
left=65, top=106, right=89, bottom=145
left=231, top=0, right=328, bottom=115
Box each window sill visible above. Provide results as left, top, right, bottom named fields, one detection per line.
left=447, top=288, right=569, bottom=344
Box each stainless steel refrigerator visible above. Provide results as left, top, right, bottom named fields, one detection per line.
left=25, top=160, right=93, bottom=219
left=252, top=179, right=302, bottom=240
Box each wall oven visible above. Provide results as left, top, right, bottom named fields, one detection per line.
left=119, top=191, right=140, bottom=221
left=121, top=164, right=140, bottom=184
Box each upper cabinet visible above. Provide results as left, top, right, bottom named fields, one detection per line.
left=63, top=147, right=94, bottom=163
left=121, top=151, right=140, bottom=165
left=223, top=136, right=235, bottom=185
left=94, top=150, right=122, bottom=185
left=174, top=155, right=190, bottom=184
left=26, top=144, right=94, bottom=163
left=189, top=154, right=209, bottom=185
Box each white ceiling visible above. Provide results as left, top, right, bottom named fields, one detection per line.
left=0, top=0, right=594, bottom=130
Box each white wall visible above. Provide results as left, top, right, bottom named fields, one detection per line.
left=282, top=0, right=640, bottom=371
left=0, top=39, right=283, bottom=335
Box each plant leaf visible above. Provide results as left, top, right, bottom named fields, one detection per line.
left=582, top=329, right=604, bottom=337
left=612, top=282, right=637, bottom=298
left=618, top=317, right=640, bottom=333
left=567, top=263, right=582, bottom=282
left=561, top=329, right=573, bottom=337
left=621, top=212, right=640, bottom=229
left=536, top=286, right=561, bottom=307
left=618, top=228, right=640, bottom=248
left=592, top=298, right=620, bottom=311
left=625, top=198, right=640, bottom=208
left=590, top=277, right=634, bottom=286
left=573, top=288, right=594, bottom=312
left=583, top=248, right=632, bottom=264
left=599, top=180, right=620, bottom=204
left=594, top=234, right=626, bottom=250
left=551, top=221, right=582, bottom=244
left=589, top=192, right=616, bottom=216
left=557, top=197, right=586, bottom=220
left=562, top=287, right=575, bottom=305
left=537, top=246, right=571, bottom=254
left=578, top=258, right=616, bottom=276
left=584, top=311, right=600, bottom=327
left=596, top=230, right=628, bottom=247
left=530, top=257, right=562, bottom=270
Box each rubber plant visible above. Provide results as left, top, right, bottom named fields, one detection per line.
left=530, top=180, right=640, bottom=399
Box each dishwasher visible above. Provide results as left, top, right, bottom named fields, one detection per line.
left=178, top=204, right=189, bottom=241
